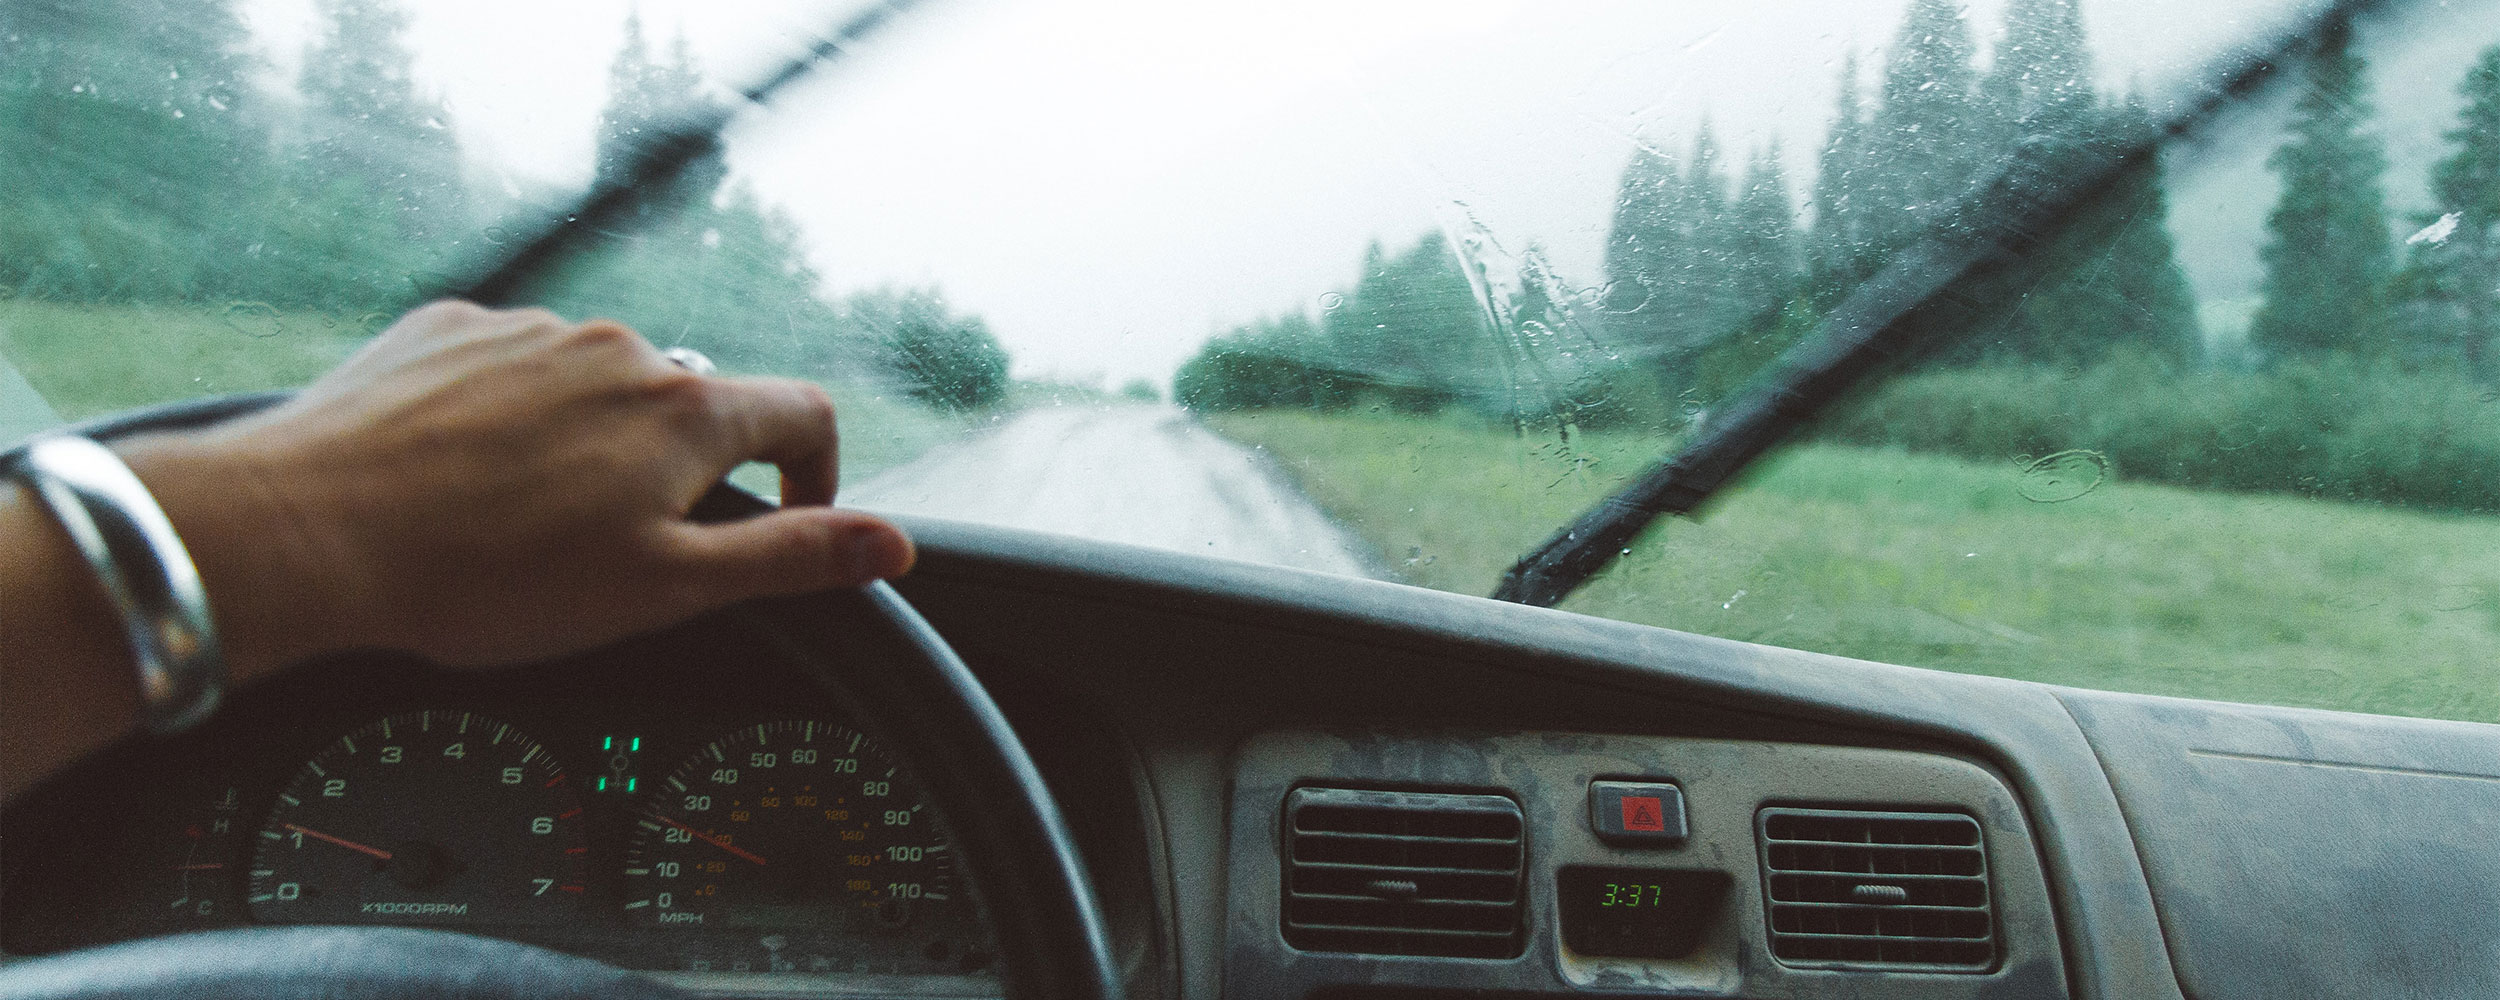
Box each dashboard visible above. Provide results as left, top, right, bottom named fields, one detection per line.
left=8, top=516, right=2499, bottom=1000
left=1218, top=729, right=2063, bottom=999
left=0, top=618, right=997, bottom=992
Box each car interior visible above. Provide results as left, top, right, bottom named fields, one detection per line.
left=7, top=478, right=2497, bottom=999
left=4, top=0, right=2498, bottom=998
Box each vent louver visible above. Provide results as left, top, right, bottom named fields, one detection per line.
left=1283, top=787, right=1525, bottom=959
left=1758, top=808, right=1995, bottom=970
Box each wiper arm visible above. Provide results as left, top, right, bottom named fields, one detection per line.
left=1493, top=0, right=2399, bottom=609
left=453, top=0, right=929, bottom=307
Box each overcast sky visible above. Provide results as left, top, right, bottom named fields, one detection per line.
left=239, top=0, right=2500, bottom=383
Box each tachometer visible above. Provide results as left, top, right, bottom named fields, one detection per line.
left=624, top=721, right=956, bottom=937
left=249, top=710, right=587, bottom=926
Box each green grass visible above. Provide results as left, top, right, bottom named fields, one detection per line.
left=0, top=298, right=371, bottom=420
left=1210, top=409, right=2500, bottom=724
left=0, top=299, right=970, bottom=483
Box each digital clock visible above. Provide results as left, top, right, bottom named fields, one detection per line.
left=1597, top=880, right=1665, bottom=908
left=1557, top=865, right=1731, bottom=959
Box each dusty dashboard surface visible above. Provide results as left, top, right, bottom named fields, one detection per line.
left=1220, top=729, right=2063, bottom=999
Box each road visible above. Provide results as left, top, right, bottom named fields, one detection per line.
left=1, top=325, right=66, bottom=445
left=847, top=405, right=1375, bottom=578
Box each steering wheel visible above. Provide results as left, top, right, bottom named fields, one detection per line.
left=0, top=394, right=1121, bottom=1000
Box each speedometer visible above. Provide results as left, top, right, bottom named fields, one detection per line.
left=624, top=721, right=958, bottom=943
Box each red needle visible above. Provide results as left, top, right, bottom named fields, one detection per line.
left=648, top=813, right=768, bottom=867
left=284, top=823, right=394, bottom=861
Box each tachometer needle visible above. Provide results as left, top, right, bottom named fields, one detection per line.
left=647, top=813, right=767, bottom=867
left=284, top=823, right=394, bottom=861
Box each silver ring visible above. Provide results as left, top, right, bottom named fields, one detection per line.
left=662, top=347, right=716, bottom=376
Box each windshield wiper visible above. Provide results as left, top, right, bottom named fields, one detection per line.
left=1492, top=0, right=2402, bottom=609
left=452, top=0, right=928, bottom=307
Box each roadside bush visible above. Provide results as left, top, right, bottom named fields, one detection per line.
left=842, top=288, right=1009, bottom=412
left=1174, top=336, right=1356, bottom=412
left=1816, top=349, right=2500, bottom=512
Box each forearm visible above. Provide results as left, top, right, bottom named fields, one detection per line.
left=3, top=301, right=911, bottom=801
left=0, top=479, right=145, bottom=801
left=0, top=436, right=311, bottom=801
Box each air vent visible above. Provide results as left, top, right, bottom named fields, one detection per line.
left=1283, top=787, right=1525, bottom=959
left=1757, top=808, right=1994, bottom=970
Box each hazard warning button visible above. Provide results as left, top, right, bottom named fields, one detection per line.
left=1588, top=781, right=1688, bottom=845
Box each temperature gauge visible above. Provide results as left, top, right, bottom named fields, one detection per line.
left=162, top=785, right=248, bottom=927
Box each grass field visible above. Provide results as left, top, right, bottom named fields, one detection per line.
left=0, top=299, right=972, bottom=483
left=1209, top=410, right=2500, bottom=723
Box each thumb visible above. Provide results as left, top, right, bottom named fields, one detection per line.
left=673, top=507, right=916, bottom=604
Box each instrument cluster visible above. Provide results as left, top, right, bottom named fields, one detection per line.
left=0, top=645, right=998, bottom=983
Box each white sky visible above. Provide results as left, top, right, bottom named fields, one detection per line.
left=239, top=0, right=2500, bottom=383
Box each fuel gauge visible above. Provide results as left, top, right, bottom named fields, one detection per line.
left=161, top=785, right=249, bottom=928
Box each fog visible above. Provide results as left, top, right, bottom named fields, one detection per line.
left=239, top=0, right=2500, bottom=383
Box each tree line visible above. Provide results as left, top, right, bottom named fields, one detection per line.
left=0, top=0, right=1007, bottom=411
left=1177, top=1, right=2500, bottom=510
left=1180, top=0, right=2208, bottom=421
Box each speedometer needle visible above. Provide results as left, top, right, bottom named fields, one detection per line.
left=284, top=823, right=394, bottom=861
left=647, top=813, right=768, bottom=867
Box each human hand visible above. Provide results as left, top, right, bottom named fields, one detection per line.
left=117, top=300, right=913, bottom=676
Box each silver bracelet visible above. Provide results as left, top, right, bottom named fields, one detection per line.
left=9, top=434, right=226, bottom=734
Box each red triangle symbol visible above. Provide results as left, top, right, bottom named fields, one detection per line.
left=1622, top=796, right=1665, bottom=832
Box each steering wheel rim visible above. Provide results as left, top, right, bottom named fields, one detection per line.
left=0, top=392, right=1121, bottom=1000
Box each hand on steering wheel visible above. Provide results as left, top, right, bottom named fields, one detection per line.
left=0, top=303, right=1118, bottom=1000
left=117, top=300, right=915, bottom=673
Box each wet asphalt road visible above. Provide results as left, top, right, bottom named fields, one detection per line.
left=847, top=405, right=1375, bottom=578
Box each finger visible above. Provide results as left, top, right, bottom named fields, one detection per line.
left=669, top=508, right=915, bottom=603
left=397, top=299, right=491, bottom=333
left=704, top=377, right=841, bottom=506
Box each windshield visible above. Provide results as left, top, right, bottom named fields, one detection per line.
left=6, top=0, right=2497, bottom=724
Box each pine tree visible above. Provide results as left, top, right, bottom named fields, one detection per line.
left=1321, top=233, right=1496, bottom=413
left=595, top=12, right=725, bottom=198
left=1600, top=122, right=1771, bottom=394
left=544, top=20, right=871, bottom=381
left=1810, top=50, right=1874, bottom=303
left=299, top=0, right=468, bottom=245
left=1727, top=142, right=1803, bottom=328
left=1501, top=243, right=1572, bottom=405
left=1391, top=233, right=1498, bottom=411
left=1506, top=244, right=1564, bottom=345
left=1677, top=120, right=1742, bottom=351
left=1860, top=0, right=1982, bottom=255
left=1681, top=143, right=1813, bottom=403
left=1979, top=0, right=2095, bottom=143
left=2395, top=44, right=2500, bottom=377
left=1600, top=144, right=1684, bottom=352
left=1325, top=239, right=1394, bottom=368
left=598, top=10, right=663, bottom=188
left=2250, top=20, right=2394, bottom=360
left=1969, top=0, right=2201, bottom=367
left=2080, top=95, right=2203, bottom=366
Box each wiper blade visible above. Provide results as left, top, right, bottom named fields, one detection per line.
left=453, top=0, right=928, bottom=306
left=1492, top=0, right=2399, bottom=609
